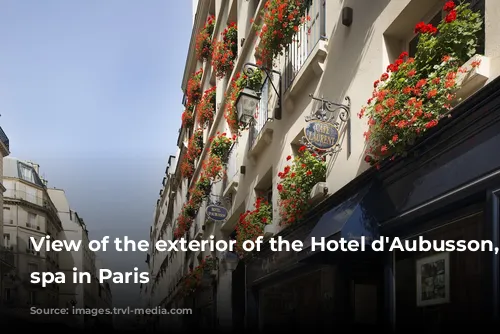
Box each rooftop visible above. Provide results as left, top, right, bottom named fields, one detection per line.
left=3, top=157, right=45, bottom=187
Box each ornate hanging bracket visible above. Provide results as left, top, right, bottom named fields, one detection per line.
left=300, top=94, right=351, bottom=157
left=207, top=193, right=232, bottom=206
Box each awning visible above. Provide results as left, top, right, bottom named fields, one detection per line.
left=299, top=184, right=380, bottom=263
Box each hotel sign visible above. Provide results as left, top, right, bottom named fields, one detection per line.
left=303, top=120, right=339, bottom=150
left=206, top=205, right=228, bottom=222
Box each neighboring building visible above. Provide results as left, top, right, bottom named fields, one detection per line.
left=0, top=126, right=12, bottom=309
left=94, top=258, right=113, bottom=329
left=145, top=0, right=500, bottom=332
left=47, top=188, right=113, bottom=329
left=1, top=157, right=64, bottom=317
left=192, top=0, right=199, bottom=24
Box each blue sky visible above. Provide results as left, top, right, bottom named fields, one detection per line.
left=0, top=0, right=192, bottom=309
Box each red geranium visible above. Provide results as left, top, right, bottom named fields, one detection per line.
left=359, top=3, right=482, bottom=165
left=197, top=86, right=216, bottom=126
left=186, top=68, right=203, bottom=105
left=254, top=0, right=311, bottom=65
left=212, top=22, right=238, bottom=79
left=195, top=15, right=216, bottom=62
left=235, top=197, right=272, bottom=257
left=277, top=147, right=326, bottom=226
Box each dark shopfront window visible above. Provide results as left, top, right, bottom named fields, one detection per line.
left=258, top=267, right=335, bottom=331
left=395, top=209, right=486, bottom=332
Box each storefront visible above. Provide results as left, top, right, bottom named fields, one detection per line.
left=245, top=75, right=500, bottom=331
left=193, top=286, right=215, bottom=329
left=378, top=74, right=500, bottom=330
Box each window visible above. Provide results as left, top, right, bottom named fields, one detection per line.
left=28, top=238, right=36, bottom=252
left=264, top=187, right=273, bottom=206
left=29, top=291, right=37, bottom=305
left=28, top=212, right=37, bottom=229
left=407, top=11, right=442, bottom=57
left=3, top=207, right=10, bottom=225
left=406, top=0, right=485, bottom=58
left=257, top=187, right=273, bottom=219
left=3, top=234, right=10, bottom=247
left=19, top=163, right=35, bottom=183
left=28, top=263, right=38, bottom=273
left=4, top=288, right=11, bottom=301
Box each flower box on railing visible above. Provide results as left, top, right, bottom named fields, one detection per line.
left=454, top=54, right=490, bottom=103
left=310, top=182, right=328, bottom=205
left=263, top=224, right=275, bottom=238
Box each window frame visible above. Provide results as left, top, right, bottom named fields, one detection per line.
left=28, top=212, right=37, bottom=228
left=29, top=291, right=37, bottom=305
left=403, top=1, right=445, bottom=57
left=28, top=262, right=38, bottom=273
left=403, top=0, right=485, bottom=58
left=28, top=238, right=36, bottom=251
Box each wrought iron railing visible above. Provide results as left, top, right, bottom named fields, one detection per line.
left=0, top=126, right=9, bottom=151
left=283, top=0, right=326, bottom=92
left=249, top=79, right=270, bottom=148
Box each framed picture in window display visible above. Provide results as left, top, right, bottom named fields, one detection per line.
left=416, top=252, right=450, bottom=307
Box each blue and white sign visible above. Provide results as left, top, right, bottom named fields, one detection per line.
left=206, top=205, right=228, bottom=222
left=303, top=120, right=339, bottom=150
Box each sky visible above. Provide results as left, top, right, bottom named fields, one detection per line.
left=0, top=0, right=193, bottom=311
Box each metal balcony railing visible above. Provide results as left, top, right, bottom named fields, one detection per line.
left=0, top=246, right=15, bottom=267
left=0, top=126, right=9, bottom=151
left=283, top=0, right=326, bottom=92
left=249, top=79, right=270, bottom=148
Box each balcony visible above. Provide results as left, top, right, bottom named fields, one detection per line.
left=0, top=246, right=15, bottom=268
left=5, top=188, right=44, bottom=206
left=4, top=188, right=57, bottom=216
left=283, top=0, right=327, bottom=93
left=248, top=80, right=274, bottom=158
left=0, top=126, right=9, bottom=153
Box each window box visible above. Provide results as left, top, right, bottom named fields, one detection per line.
left=309, top=182, right=328, bottom=205
left=263, top=224, right=275, bottom=239
left=454, top=54, right=489, bottom=103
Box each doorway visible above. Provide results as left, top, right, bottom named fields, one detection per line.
left=344, top=254, right=385, bottom=329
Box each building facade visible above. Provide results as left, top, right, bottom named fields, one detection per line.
left=144, top=0, right=500, bottom=331
left=0, top=126, right=12, bottom=309
left=94, top=258, right=114, bottom=329
left=1, top=157, right=64, bottom=315
left=47, top=188, right=113, bottom=329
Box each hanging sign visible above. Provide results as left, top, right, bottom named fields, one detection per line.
left=303, top=120, right=339, bottom=150
left=205, top=205, right=228, bottom=222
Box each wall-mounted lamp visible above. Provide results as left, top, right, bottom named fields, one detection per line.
left=235, top=62, right=282, bottom=127
left=236, top=86, right=260, bottom=126
left=342, top=7, right=353, bottom=27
